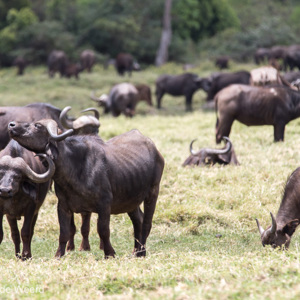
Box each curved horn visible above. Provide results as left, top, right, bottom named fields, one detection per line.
left=205, top=136, right=232, bottom=155
left=46, top=120, right=73, bottom=141
left=59, top=106, right=74, bottom=129
left=189, top=139, right=201, bottom=155
left=256, top=218, right=265, bottom=236
left=270, top=212, right=277, bottom=234
left=90, top=91, right=101, bottom=102
left=81, top=107, right=100, bottom=120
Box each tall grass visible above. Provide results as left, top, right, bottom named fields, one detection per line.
left=0, top=63, right=300, bottom=299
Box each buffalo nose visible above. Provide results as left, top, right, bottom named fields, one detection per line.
left=0, top=187, right=12, bottom=197
left=8, top=122, right=16, bottom=128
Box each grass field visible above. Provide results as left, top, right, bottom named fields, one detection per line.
left=1, top=62, right=300, bottom=299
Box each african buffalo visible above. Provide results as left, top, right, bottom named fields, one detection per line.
left=206, top=71, right=251, bottom=101
left=254, top=48, right=270, bottom=65
left=182, top=137, right=239, bottom=167
left=47, top=50, right=69, bottom=78
left=8, top=119, right=164, bottom=258
left=0, top=140, right=54, bottom=258
left=155, top=73, right=212, bottom=111
left=13, top=57, right=26, bottom=76
left=134, top=84, right=152, bottom=106
left=284, top=45, right=300, bottom=71
left=283, top=71, right=300, bottom=83
left=80, top=50, right=96, bottom=73
left=256, top=167, right=300, bottom=249
left=64, top=63, right=82, bottom=79
left=215, top=84, right=300, bottom=143
left=115, top=53, right=140, bottom=76
left=0, top=103, right=73, bottom=150
left=215, top=56, right=230, bottom=70
left=90, top=83, right=139, bottom=117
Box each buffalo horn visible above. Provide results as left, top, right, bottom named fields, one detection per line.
left=46, top=119, right=73, bottom=141
left=269, top=212, right=277, bottom=234
left=59, top=106, right=74, bottom=129
left=90, top=91, right=108, bottom=106
left=81, top=108, right=100, bottom=120
left=256, top=218, right=265, bottom=236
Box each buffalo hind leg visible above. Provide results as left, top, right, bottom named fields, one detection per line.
left=274, top=123, right=285, bottom=142
left=128, top=207, right=144, bottom=255
left=6, top=216, right=21, bottom=258
left=216, top=116, right=234, bottom=144
left=0, top=213, right=3, bottom=244
left=67, top=214, right=76, bottom=251
left=79, top=213, right=91, bottom=251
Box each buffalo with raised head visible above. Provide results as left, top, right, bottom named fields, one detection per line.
left=155, top=73, right=212, bottom=111
left=182, top=137, right=239, bottom=167
left=90, top=83, right=139, bottom=117
left=0, top=140, right=54, bottom=258
left=206, top=71, right=251, bottom=101
left=256, top=167, right=300, bottom=249
left=8, top=119, right=164, bottom=258
left=47, top=50, right=69, bottom=78
left=80, top=50, right=96, bottom=73
left=215, top=84, right=300, bottom=143
left=115, top=53, right=140, bottom=76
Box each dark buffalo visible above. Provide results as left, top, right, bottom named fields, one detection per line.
left=254, top=48, right=270, bottom=65
left=80, top=50, right=96, bottom=73
left=0, top=103, right=73, bottom=150
left=115, top=53, right=140, bottom=76
left=284, top=45, right=300, bottom=71
left=8, top=119, right=165, bottom=258
left=206, top=71, right=251, bottom=101
left=47, top=50, right=69, bottom=78
left=215, top=84, right=300, bottom=143
left=64, top=63, right=82, bottom=79
left=269, top=45, right=287, bottom=60
left=90, top=83, right=139, bottom=117
left=182, top=137, right=239, bottom=167
left=134, top=84, right=152, bottom=106
left=13, top=57, right=26, bottom=76
left=215, top=56, right=230, bottom=70
left=256, top=167, right=300, bottom=249
left=155, top=73, right=212, bottom=111
left=0, top=140, right=54, bottom=258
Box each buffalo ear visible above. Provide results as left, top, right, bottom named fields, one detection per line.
left=282, top=219, right=300, bottom=236
left=22, top=181, right=37, bottom=202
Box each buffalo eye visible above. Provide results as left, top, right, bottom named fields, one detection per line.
left=34, top=123, right=42, bottom=129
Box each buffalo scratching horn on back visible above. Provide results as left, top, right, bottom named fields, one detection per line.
left=46, top=119, right=73, bottom=141
left=59, top=106, right=74, bottom=129
left=81, top=107, right=100, bottom=120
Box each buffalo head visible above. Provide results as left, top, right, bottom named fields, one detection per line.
left=194, top=77, right=212, bottom=93
left=256, top=212, right=299, bottom=249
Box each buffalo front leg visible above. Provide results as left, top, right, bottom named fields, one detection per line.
left=6, top=216, right=20, bottom=258
left=156, top=90, right=164, bottom=109
left=0, top=213, right=3, bottom=244
left=128, top=207, right=144, bottom=255
left=216, top=116, right=234, bottom=144
left=66, top=214, right=76, bottom=251
left=185, top=93, right=194, bottom=112
left=274, top=123, right=285, bottom=142
left=79, top=212, right=91, bottom=251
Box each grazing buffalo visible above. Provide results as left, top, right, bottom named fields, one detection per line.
left=182, top=137, right=239, bottom=167
left=115, top=53, right=140, bottom=76
left=8, top=119, right=165, bottom=258
left=206, top=71, right=251, bottom=101
left=13, top=57, right=26, bottom=76
left=215, top=56, right=230, bottom=70
left=134, top=84, right=152, bottom=106
left=64, top=63, right=82, bottom=79
left=254, top=48, right=270, bottom=65
left=90, top=83, right=139, bottom=117
left=155, top=73, right=212, bottom=111
left=215, top=84, right=300, bottom=143
left=80, top=50, right=96, bottom=73
left=0, top=140, right=54, bottom=258
left=47, top=50, right=69, bottom=78
left=0, top=103, right=73, bottom=150
left=256, top=167, right=300, bottom=249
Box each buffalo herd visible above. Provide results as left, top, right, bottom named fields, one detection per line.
left=4, top=43, right=300, bottom=259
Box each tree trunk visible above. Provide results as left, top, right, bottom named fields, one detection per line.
left=155, top=0, right=172, bottom=67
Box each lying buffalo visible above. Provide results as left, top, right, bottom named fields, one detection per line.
left=90, top=83, right=139, bottom=117
left=0, top=141, right=54, bottom=258
left=8, top=119, right=164, bottom=258
left=256, top=167, right=300, bottom=249
left=215, top=84, right=300, bottom=143
left=182, top=137, right=239, bottom=166
left=155, top=73, right=211, bottom=111
left=206, top=70, right=251, bottom=101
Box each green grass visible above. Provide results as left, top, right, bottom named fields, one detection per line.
left=1, top=63, right=300, bottom=299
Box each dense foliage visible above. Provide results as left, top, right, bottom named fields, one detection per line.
left=0, top=0, right=299, bottom=66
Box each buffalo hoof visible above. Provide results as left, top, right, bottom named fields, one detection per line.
left=66, top=242, right=75, bottom=251
left=79, top=242, right=90, bottom=251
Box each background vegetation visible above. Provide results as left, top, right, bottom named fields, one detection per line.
left=0, top=61, right=300, bottom=299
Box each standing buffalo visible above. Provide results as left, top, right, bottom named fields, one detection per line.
left=256, top=167, right=300, bottom=249
left=206, top=71, right=251, bottom=101
left=80, top=50, right=96, bottom=73
left=254, top=48, right=270, bottom=65
left=182, top=137, right=239, bottom=167
left=47, top=50, right=69, bottom=78
left=0, top=140, right=54, bottom=258
left=90, top=83, right=139, bottom=117
left=215, top=84, right=300, bottom=143
left=284, top=45, right=300, bottom=71
left=155, top=73, right=212, bottom=111
left=64, top=63, right=82, bottom=79
left=0, top=103, right=73, bottom=150
left=134, top=84, right=153, bottom=106
left=13, top=57, right=26, bottom=76
left=8, top=119, right=165, bottom=258
left=115, top=53, right=140, bottom=76
left=215, top=56, right=230, bottom=70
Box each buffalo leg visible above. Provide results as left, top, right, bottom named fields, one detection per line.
left=67, top=214, right=76, bottom=251
left=6, top=216, right=21, bottom=258
left=128, top=207, right=144, bottom=255
left=185, top=93, right=194, bottom=112
left=156, top=90, right=164, bottom=109
left=274, top=123, right=285, bottom=142
left=55, top=203, right=72, bottom=258
left=97, top=207, right=115, bottom=258
left=216, top=116, right=234, bottom=144
left=79, top=212, right=91, bottom=251
left=0, top=213, right=3, bottom=244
